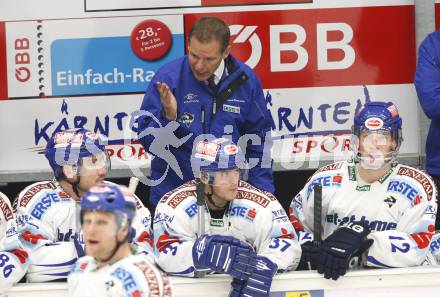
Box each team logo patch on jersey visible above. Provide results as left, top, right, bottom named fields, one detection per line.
left=365, top=117, right=384, bottom=130
left=384, top=196, right=397, bottom=208
left=178, top=112, right=194, bottom=128
left=184, top=93, right=198, bottom=102
left=223, top=104, right=240, bottom=114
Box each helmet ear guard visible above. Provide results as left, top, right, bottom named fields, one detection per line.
left=200, top=171, right=214, bottom=185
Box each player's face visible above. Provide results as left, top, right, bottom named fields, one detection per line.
left=77, top=153, right=108, bottom=192
left=82, top=211, right=119, bottom=259
left=358, top=130, right=394, bottom=169
left=212, top=168, right=240, bottom=201
left=188, top=37, right=230, bottom=81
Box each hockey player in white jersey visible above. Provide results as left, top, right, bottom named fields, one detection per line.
left=154, top=138, right=301, bottom=297
left=0, top=128, right=153, bottom=294
left=0, top=192, right=14, bottom=242
left=290, top=101, right=437, bottom=280
left=68, top=183, right=172, bottom=297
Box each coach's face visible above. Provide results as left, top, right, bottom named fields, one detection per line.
left=188, top=37, right=230, bottom=81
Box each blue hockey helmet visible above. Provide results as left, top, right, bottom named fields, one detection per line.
left=80, top=183, right=136, bottom=228
left=353, top=102, right=402, bottom=133
left=193, top=138, right=248, bottom=185
left=352, top=101, right=403, bottom=164
left=45, top=128, right=109, bottom=179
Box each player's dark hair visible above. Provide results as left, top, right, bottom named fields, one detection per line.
left=188, top=16, right=230, bottom=53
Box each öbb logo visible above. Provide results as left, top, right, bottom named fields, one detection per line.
left=14, top=38, right=31, bottom=82
left=229, top=22, right=355, bottom=72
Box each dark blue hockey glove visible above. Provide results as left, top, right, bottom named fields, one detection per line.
left=192, top=234, right=257, bottom=280
left=297, top=241, right=321, bottom=270
left=317, top=222, right=374, bottom=280
left=229, top=255, right=277, bottom=297
left=229, top=278, right=246, bottom=297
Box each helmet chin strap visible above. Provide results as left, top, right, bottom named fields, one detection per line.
left=95, top=228, right=130, bottom=265
left=206, top=189, right=227, bottom=209
left=66, top=165, right=81, bottom=199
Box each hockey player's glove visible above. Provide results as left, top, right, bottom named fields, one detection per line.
left=297, top=241, right=321, bottom=270
left=229, top=278, right=246, bottom=297
left=192, top=234, right=256, bottom=280
left=317, top=222, right=373, bottom=280
left=229, top=255, right=277, bottom=297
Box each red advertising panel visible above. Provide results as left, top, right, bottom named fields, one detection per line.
left=185, top=5, right=415, bottom=88
left=436, top=2, right=440, bottom=30
left=0, top=22, right=7, bottom=100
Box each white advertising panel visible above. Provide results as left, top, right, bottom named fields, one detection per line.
left=0, top=0, right=419, bottom=179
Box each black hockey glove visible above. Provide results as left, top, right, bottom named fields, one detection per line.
left=297, top=241, right=321, bottom=270
left=317, top=222, right=374, bottom=280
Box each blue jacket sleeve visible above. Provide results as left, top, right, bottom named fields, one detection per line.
left=137, top=73, right=193, bottom=153
left=243, top=77, right=275, bottom=193
left=415, top=31, right=440, bottom=120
